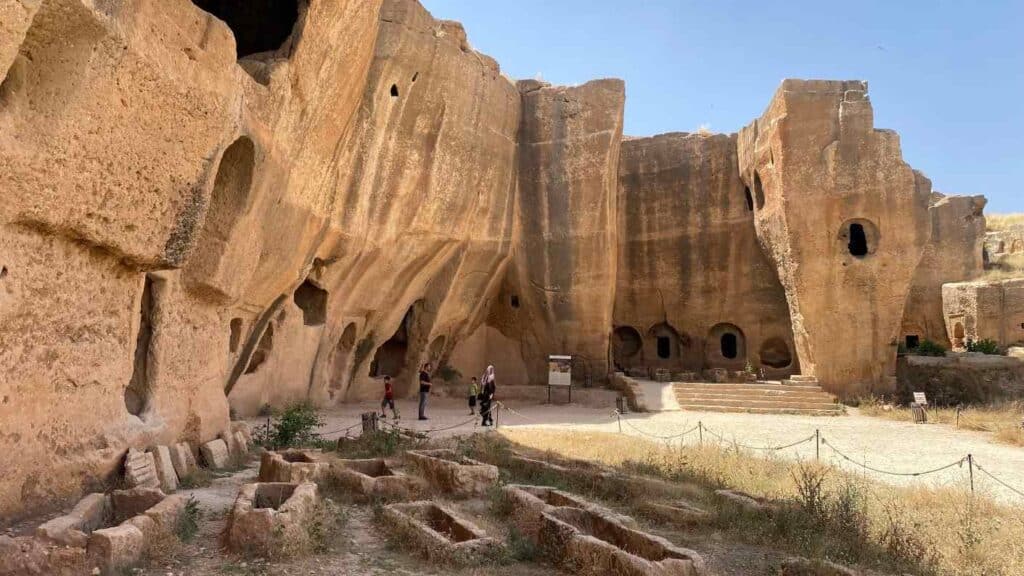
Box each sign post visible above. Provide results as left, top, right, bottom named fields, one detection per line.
left=547, top=355, right=572, bottom=404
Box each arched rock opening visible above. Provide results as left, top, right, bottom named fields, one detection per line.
left=611, top=326, right=643, bottom=370
left=707, top=323, right=746, bottom=366
left=649, top=322, right=682, bottom=361
left=838, top=219, right=879, bottom=259
left=370, top=307, right=414, bottom=379
left=293, top=280, right=327, bottom=326
left=759, top=337, right=792, bottom=369
left=192, top=0, right=301, bottom=59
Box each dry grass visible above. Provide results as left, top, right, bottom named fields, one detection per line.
left=986, top=213, right=1024, bottom=231
left=858, top=400, right=1024, bottom=447
left=494, top=428, right=1024, bottom=576
left=979, top=253, right=1024, bottom=281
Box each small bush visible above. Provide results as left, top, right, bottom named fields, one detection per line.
left=336, top=428, right=418, bottom=459
left=505, top=528, right=539, bottom=562
left=177, top=468, right=214, bottom=490
left=437, top=364, right=462, bottom=382
left=175, top=496, right=201, bottom=542
left=966, top=339, right=1002, bottom=355
left=913, top=339, right=947, bottom=357
left=259, top=403, right=324, bottom=449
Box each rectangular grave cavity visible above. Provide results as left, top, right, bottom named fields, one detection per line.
left=381, top=501, right=501, bottom=564
left=26, top=488, right=186, bottom=574
left=503, top=485, right=705, bottom=576
left=258, top=449, right=329, bottom=483
left=226, top=482, right=319, bottom=557
left=405, top=449, right=498, bottom=498
left=330, top=458, right=422, bottom=500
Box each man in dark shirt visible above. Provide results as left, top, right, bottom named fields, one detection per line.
left=418, top=363, right=432, bottom=420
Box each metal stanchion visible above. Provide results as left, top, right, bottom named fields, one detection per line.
left=815, top=429, right=820, bottom=461
left=616, top=410, right=622, bottom=434
left=967, top=453, right=974, bottom=495
left=698, top=421, right=703, bottom=446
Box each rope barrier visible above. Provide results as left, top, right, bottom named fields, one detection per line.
left=821, top=437, right=966, bottom=477
left=972, top=459, right=1024, bottom=499
left=701, top=425, right=816, bottom=452
left=619, top=415, right=701, bottom=440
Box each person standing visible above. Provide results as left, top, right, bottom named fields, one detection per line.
left=379, top=375, right=399, bottom=419
left=479, top=365, right=496, bottom=426
left=418, top=363, right=432, bottom=421
left=468, top=376, right=479, bottom=415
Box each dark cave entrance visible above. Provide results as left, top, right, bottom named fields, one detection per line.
left=721, top=333, right=738, bottom=360
left=370, top=307, right=414, bottom=379
left=192, top=0, right=300, bottom=59
left=293, top=279, right=327, bottom=326
left=848, top=223, right=869, bottom=257
left=126, top=275, right=157, bottom=417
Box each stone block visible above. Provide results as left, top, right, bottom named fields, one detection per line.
left=233, top=430, right=250, bottom=454
left=231, top=421, right=254, bottom=444
left=406, top=449, right=498, bottom=498
left=144, top=494, right=186, bottom=530
left=111, top=487, right=165, bottom=524
left=258, top=449, right=329, bottom=483
left=329, top=458, right=424, bottom=501
left=704, top=368, right=729, bottom=383
left=35, top=493, right=110, bottom=546
left=380, top=501, right=502, bottom=564
left=125, top=514, right=159, bottom=541
left=200, top=438, right=231, bottom=469
left=169, top=442, right=198, bottom=479
left=124, top=448, right=160, bottom=489
left=226, top=482, right=319, bottom=556
left=87, top=524, right=145, bottom=572
left=149, top=445, right=179, bottom=492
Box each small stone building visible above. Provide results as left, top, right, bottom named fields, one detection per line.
left=942, top=279, right=1024, bottom=349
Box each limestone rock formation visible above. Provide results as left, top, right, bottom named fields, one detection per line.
left=0, top=0, right=992, bottom=521
left=738, top=80, right=934, bottom=396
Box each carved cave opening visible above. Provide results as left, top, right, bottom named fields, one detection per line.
left=648, top=322, right=682, bottom=362
left=753, top=172, right=765, bottom=209
left=721, top=333, right=738, bottom=359
left=759, top=337, right=792, bottom=368
left=390, top=84, right=399, bottom=98
left=657, top=337, right=671, bottom=359
left=245, top=323, right=274, bottom=374
left=510, top=294, right=520, bottom=309
left=199, top=137, right=256, bottom=247
left=611, top=326, right=643, bottom=369
left=848, top=223, right=868, bottom=257
left=229, top=318, right=243, bottom=353
left=293, top=279, right=327, bottom=326
left=192, top=0, right=301, bottom=59
left=953, top=322, right=965, bottom=348
left=744, top=187, right=754, bottom=211
left=370, top=307, right=414, bottom=379
left=126, top=275, right=157, bottom=417
left=708, top=323, right=745, bottom=364
left=905, top=335, right=920, bottom=350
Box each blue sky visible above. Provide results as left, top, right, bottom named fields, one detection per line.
left=420, top=0, right=1022, bottom=214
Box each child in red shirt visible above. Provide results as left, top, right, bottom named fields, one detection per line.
left=380, top=376, right=399, bottom=419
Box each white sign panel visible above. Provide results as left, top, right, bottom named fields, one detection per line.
left=913, top=392, right=928, bottom=406
left=548, top=355, right=572, bottom=387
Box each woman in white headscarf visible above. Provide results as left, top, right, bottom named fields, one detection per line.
left=479, top=365, right=496, bottom=426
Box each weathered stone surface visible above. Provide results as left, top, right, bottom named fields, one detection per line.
left=148, top=445, right=179, bottom=493
left=124, top=449, right=160, bottom=490
left=35, top=493, right=110, bottom=546
left=169, top=443, right=198, bottom=480
left=406, top=449, right=499, bottom=497
left=87, top=524, right=145, bottom=573
left=226, top=482, right=319, bottom=557
left=0, top=533, right=90, bottom=576
left=200, top=439, right=231, bottom=469
left=738, top=80, right=933, bottom=397
left=380, top=501, right=502, bottom=564
left=781, top=557, right=860, bottom=576
left=143, top=494, right=186, bottom=530
left=901, top=194, right=987, bottom=347
left=715, top=489, right=778, bottom=512
left=943, top=278, right=1024, bottom=348
left=258, top=450, right=330, bottom=484
left=111, top=488, right=165, bottom=524
left=329, top=458, right=424, bottom=501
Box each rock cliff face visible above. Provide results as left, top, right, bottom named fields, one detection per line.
left=0, top=0, right=988, bottom=520
left=614, top=133, right=796, bottom=377
left=738, top=80, right=934, bottom=396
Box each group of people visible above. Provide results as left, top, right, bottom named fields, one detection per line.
left=379, top=363, right=497, bottom=426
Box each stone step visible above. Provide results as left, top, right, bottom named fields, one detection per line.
left=787, top=375, right=819, bottom=383
left=676, top=397, right=841, bottom=409
left=676, top=404, right=844, bottom=416
left=674, top=393, right=837, bottom=403
left=673, top=383, right=828, bottom=393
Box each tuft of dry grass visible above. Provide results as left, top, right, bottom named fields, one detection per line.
left=495, top=428, right=1024, bottom=576
left=986, top=213, right=1024, bottom=232
left=858, top=399, right=1024, bottom=447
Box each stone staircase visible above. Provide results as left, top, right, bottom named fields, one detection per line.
left=673, top=376, right=845, bottom=416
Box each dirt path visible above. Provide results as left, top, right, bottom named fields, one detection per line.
left=287, top=398, right=1024, bottom=505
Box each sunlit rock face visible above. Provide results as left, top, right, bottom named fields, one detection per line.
left=0, top=0, right=984, bottom=521
left=615, top=133, right=797, bottom=378
left=738, top=80, right=934, bottom=397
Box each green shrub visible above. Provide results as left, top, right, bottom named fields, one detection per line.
left=175, top=496, right=201, bottom=542
left=261, top=403, right=325, bottom=449
left=966, top=339, right=1002, bottom=355
left=913, top=340, right=947, bottom=357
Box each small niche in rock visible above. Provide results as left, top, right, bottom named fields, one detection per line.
left=411, top=72, right=419, bottom=83
left=126, top=276, right=158, bottom=417
left=390, top=84, right=399, bottom=98
left=0, top=266, right=7, bottom=279
left=293, top=280, right=327, bottom=326
left=229, top=318, right=243, bottom=353
left=510, top=294, right=520, bottom=309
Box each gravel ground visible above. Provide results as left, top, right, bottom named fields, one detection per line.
left=292, top=397, right=1024, bottom=505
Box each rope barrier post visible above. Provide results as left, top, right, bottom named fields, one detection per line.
left=698, top=421, right=703, bottom=446
left=815, top=429, right=820, bottom=461
left=616, top=410, right=622, bottom=434
left=495, top=402, right=501, bottom=430
left=967, top=453, right=974, bottom=495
